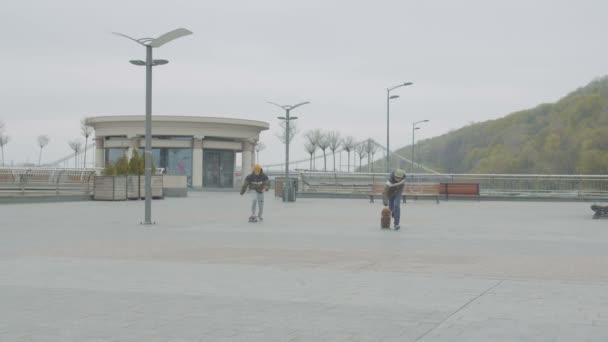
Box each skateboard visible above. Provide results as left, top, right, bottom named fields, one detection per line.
left=591, top=205, right=608, bottom=219
left=380, top=208, right=391, bottom=229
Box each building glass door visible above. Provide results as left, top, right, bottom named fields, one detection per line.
left=203, top=150, right=234, bottom=188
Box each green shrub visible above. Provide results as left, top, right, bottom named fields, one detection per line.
left=128, top=149, right=141, bottom=175
left=102, top=163, right=116, bottom=176
left=139, top=152, right=156, bottom=175
left=115, top=154, right=129, bottom=176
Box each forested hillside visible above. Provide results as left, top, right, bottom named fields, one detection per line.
left=391, top=76, right=608, bottom=174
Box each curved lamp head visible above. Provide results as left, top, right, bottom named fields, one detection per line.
left=114, top=28, right=193, bottom=48
left=268, top=101, right=287, bottom=109
left=130, top=60, right=169, bottom=66
left=268, top=101, right=310, bottom=111
left=149, top=28, right=193, bottom=48
left=287, top=101, right=310, bottom=110
left=388, top=81, right=414, bottom=92
left=152, top=59, right=169, bottom=66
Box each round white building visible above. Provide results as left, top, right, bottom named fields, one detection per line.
left=85, top=115, right=269, bottom=189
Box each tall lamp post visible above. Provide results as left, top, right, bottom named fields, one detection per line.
left=411, top=119, right=429, bottom=173
left=268, top=101, right=310, bottom=202
left=386, top=82, right=413, bottom=173
left=113, top=28, right=192, bottom=225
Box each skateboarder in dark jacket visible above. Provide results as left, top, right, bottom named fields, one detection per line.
left=240, top=164, right=270, bottom=222
left=382, top=169, right=406, bottom=230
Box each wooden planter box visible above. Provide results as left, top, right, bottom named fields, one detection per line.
left=93, top=176, right=127, bottom=201
left=140, top=175, right=164, bottom=199
left=127, top=175, right=140, bottom=200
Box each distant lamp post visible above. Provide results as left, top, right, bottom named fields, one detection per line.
left=386, top=82, right=413, bottom=172
left=113, top=28, right=192, bottom=225
left=411, top=119, right=429, bottom=173
left=268, top=101, right=310, bottom=202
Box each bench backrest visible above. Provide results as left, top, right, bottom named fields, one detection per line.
left=440, top=183, right=479, bottom=195
left=404, top=183, right=440, bottom=195
left=371, top=183, right=384, bottom=194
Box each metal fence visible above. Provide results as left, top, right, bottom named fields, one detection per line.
left=0, top=168, right=97, bottom=197
left=298, top=171, right=608, bottom=200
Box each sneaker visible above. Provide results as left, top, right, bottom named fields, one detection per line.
left=258, top=216, right=263, bottom=222
left=394, top=225, right=400, bottom=230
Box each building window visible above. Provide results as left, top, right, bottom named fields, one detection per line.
left=140, top=148, right=193, bottom=187
left=105, top=148, right=127, bottom=164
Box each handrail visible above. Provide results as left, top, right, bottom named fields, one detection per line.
left=297, top=171, right=608, bottom=199
left=0, top=167, right=98, bottom=197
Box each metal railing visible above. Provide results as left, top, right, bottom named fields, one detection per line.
left=0, top=168, right=98, bottom=197
left=298, top=171, right=608, bottom=200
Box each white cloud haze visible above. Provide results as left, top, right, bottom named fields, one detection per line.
left=1, top=0, right=607, bottom=166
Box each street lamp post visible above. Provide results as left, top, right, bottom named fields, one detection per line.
left=113, top=28, right=192, bottom=225
left=268, top=101, right=310, bottom=202
left=386, top=82, right=413, bottom=173
left=411, top=119, right=429, bottom=173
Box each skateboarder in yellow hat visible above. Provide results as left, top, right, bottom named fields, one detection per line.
left=240, top=164, right=270, bottom=222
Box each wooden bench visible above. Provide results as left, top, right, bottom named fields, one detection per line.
left=440, top=182, right=480, bottom=200
left=369, top=183, right=440, bottom=204
left=404, top=183, right=440, bottom=203
left=299, top=178, right=372, bottom=195
left=368, top=184, right=385, bottom=203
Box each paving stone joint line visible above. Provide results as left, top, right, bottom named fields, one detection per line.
left=413, top=279, right=504, bottom=341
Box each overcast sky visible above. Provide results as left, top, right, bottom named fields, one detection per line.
left=1, top=0, right=607, bottom=167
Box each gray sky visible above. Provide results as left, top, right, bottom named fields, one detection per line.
left=1, top=0, right=607, bottom=167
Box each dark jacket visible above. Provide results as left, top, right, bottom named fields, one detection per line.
left=240, top=171, right=270, bottom=194
left=382, top=172, right=406, bottom=205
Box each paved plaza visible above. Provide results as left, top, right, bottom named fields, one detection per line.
left=1, top=193, right=607, bottom=341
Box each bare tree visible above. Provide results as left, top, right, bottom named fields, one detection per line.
left=37, top=135, right=50, bottom=166
left=341, top=136, right=356, bottom=172
left=365, top=138, right=379, bottom=172
left=304, top=141, right=316, bottom=170
left=326, top=131, right=341, bottom=171
left=355, top=142, right=367, bottom=173
left=275, top=121, right=299, bottom=144
left=254, top=141, right=266, bottom=163
left=370, top=143, right=379, bottom=172
left=303, top=129, right=321, bottom=170
left=0, top=120, right=6, bottom=166
left=81, top=119, right=93, bottom=168
left=0, top=133, right=9, bottom=167
left=68, top=139, right=83, bottom=169
left=316, top=131, right=330, bottom=171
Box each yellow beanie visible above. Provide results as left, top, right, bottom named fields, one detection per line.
left=253, top=164, right=262, bottom=173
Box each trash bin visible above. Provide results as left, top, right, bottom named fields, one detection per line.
left=284, top=178, right=297, bottom=202
left=276, top=177, right=298, bottom=202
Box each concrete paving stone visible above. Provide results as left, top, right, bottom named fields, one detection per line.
left=1, top=192, right=607, bottom=341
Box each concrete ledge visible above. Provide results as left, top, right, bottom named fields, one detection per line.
left=201, top=188, right=239, bottom=193
left=163, top=188, right=188, bottom=197
left=0, top=195, right=93, bottom=205
left=297, top=193, right=370, bottom=200
left=298, top=192, right=608, bottom=203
